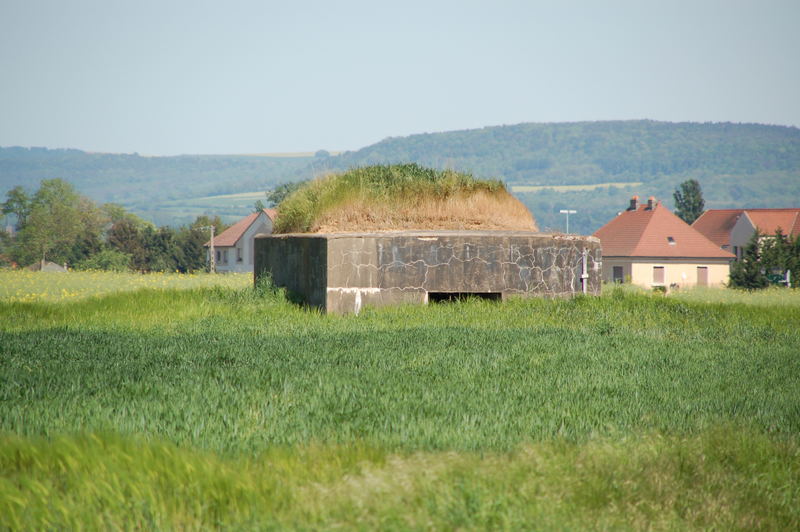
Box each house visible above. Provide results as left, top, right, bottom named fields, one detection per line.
left=593, top=196, right=734, bottom=289
left=692, top=208, right=800, bottom=259
left=205, top=209, right=277, bottom=273
left=27, top=260, right=68, bottom=272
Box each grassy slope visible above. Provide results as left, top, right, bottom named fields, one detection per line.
left=1, top=278, right=799, bottom=528
left=274, top=163, right=534, bottom=233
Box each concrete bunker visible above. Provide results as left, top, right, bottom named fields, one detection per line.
left=255, top=230, right=602, bottom=314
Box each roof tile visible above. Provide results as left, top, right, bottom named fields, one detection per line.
left=594, top=202, right=733, bottom=258
left=744, top=209, right=800, bottom=237
left=691, top=209, right=743, bottom=248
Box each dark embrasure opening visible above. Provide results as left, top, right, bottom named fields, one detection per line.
left=428, top=292, right=502, bottom=303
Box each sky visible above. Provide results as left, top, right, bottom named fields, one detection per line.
left=1, top=0, right=799, bottom=155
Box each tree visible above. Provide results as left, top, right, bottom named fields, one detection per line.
left=266, top=180, right=308, bottom=207
left=253, top=200, right=267, bottom=213
left=141, top=226, right=179, bottom=272
left=729, top=231, right=769, bottom=289
left=673, top=179, right=705, bottom=224
left=191, top=215, right=227, bottom=233
left=17, top=179, right=83, bottom=267
left=107, top=218, right=147, bottom=270
left=1, top=186, right=31, bottom=230
left=102, top=202, right=150, bottom=228
left=759, top=229, right=792, bottom=275
left=74, top=249, right=131, bottom=271
left=174, top=225, right=207, bottom=273
left=62, top=196, right=108, bottom=266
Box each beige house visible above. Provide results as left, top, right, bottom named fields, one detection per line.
left=594, top=196, right=734, bottom=289
left=205, top=209, right=277, bottom=273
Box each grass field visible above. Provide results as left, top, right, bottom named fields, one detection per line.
left=150, top=191, right=270, bottom=223
left=1, top=272, right=799, bottom=529
left=0, top=270, right=250, bottom=303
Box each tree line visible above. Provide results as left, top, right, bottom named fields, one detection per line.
left=0, top=179, right=226, bottom=272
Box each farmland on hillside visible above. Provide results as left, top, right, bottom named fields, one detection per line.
left=1, top=272, right=799, bottom=528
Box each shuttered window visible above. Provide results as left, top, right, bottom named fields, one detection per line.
left=697, top=266, right=708, bottom=286
left=653, top=266, right=665, bottom=284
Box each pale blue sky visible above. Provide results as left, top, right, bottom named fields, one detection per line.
left=1, top=0, right=798, bottom=155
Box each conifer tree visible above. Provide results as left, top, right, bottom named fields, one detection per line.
left=729, top=232, right=769, bottom=289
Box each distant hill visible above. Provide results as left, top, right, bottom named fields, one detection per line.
left=331, top=120, right=800, bottom=183
left=2, top=120, right=799, bottom=233
left=0, top=148, right=317, bottom=225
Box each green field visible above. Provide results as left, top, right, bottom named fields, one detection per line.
left=511, top=181, right=642, bottom=193
left=151, top=191, right=271, bottom=223
left=1, top=272, right=799, bottom=529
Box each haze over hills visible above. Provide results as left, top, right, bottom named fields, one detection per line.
left=2, top=120, right=799, bottom=234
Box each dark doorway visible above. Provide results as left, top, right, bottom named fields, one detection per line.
left=428, top=292, right=502, bottom=303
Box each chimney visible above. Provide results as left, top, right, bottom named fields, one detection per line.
left=627, top=195, right=639, bottom=211
left=647, top=196, right=656, bottom=210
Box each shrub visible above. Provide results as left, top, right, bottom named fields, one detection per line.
left=74, top=249, right=132, bottom=272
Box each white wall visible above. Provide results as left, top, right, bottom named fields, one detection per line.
left=730, top=214, right=757, bottom=260
left=212, top=212, right=274, bottom=273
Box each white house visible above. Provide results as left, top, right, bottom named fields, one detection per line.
left=205, top=209, right=277, bottom=273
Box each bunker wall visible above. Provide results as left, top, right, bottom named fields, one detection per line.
left=254, top=234, right=327, bottom=307
left=256, top=232, right=601, bottom=314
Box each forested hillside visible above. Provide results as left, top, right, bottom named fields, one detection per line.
left=3, top=121, right=799, bottom=233
left=332, top=121, right=800, bottom=185
left=0, top=148, right=316, bottom=225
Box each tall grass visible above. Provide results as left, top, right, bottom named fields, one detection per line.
left=275, top=163, right=536, bottom=233
left=2, top=276, right=799, bottom=527
left=2, top=427, right=797, bottom=530
left=0, top=270, right=250, bottom=303
left=3, top=285, right=798, bottom=451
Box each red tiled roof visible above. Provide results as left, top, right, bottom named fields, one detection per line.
left=205, top=209, right=276, bottom=247
left=594, top=202, right=734, bottom=258
left=691, top=209, right=744, bottom=248
left=744, top=209, right=800, bottom=237
left=693, top=208, right=800, bottom=246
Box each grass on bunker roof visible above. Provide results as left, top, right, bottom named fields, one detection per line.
left=274, top=163, right=538, bottom=233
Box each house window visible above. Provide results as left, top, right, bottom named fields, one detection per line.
left=697, top=266, right=708, bottom=286
left=612, top=266, right=624, bottom=283
left=216, top=250, right=221, bottom=263
left=236, top=247, right=243, bottom=262
left=222, top=250, right=228, bottom=264
left=653, top=266, right=665, bottom=284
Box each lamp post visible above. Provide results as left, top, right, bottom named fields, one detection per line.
left=559, top=209, right=577, bottom=234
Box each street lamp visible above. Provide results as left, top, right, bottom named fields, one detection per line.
left=559, top=209, right=577, bottom=234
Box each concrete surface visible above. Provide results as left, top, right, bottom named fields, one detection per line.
left=255, top=231, right=602, bottom=314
